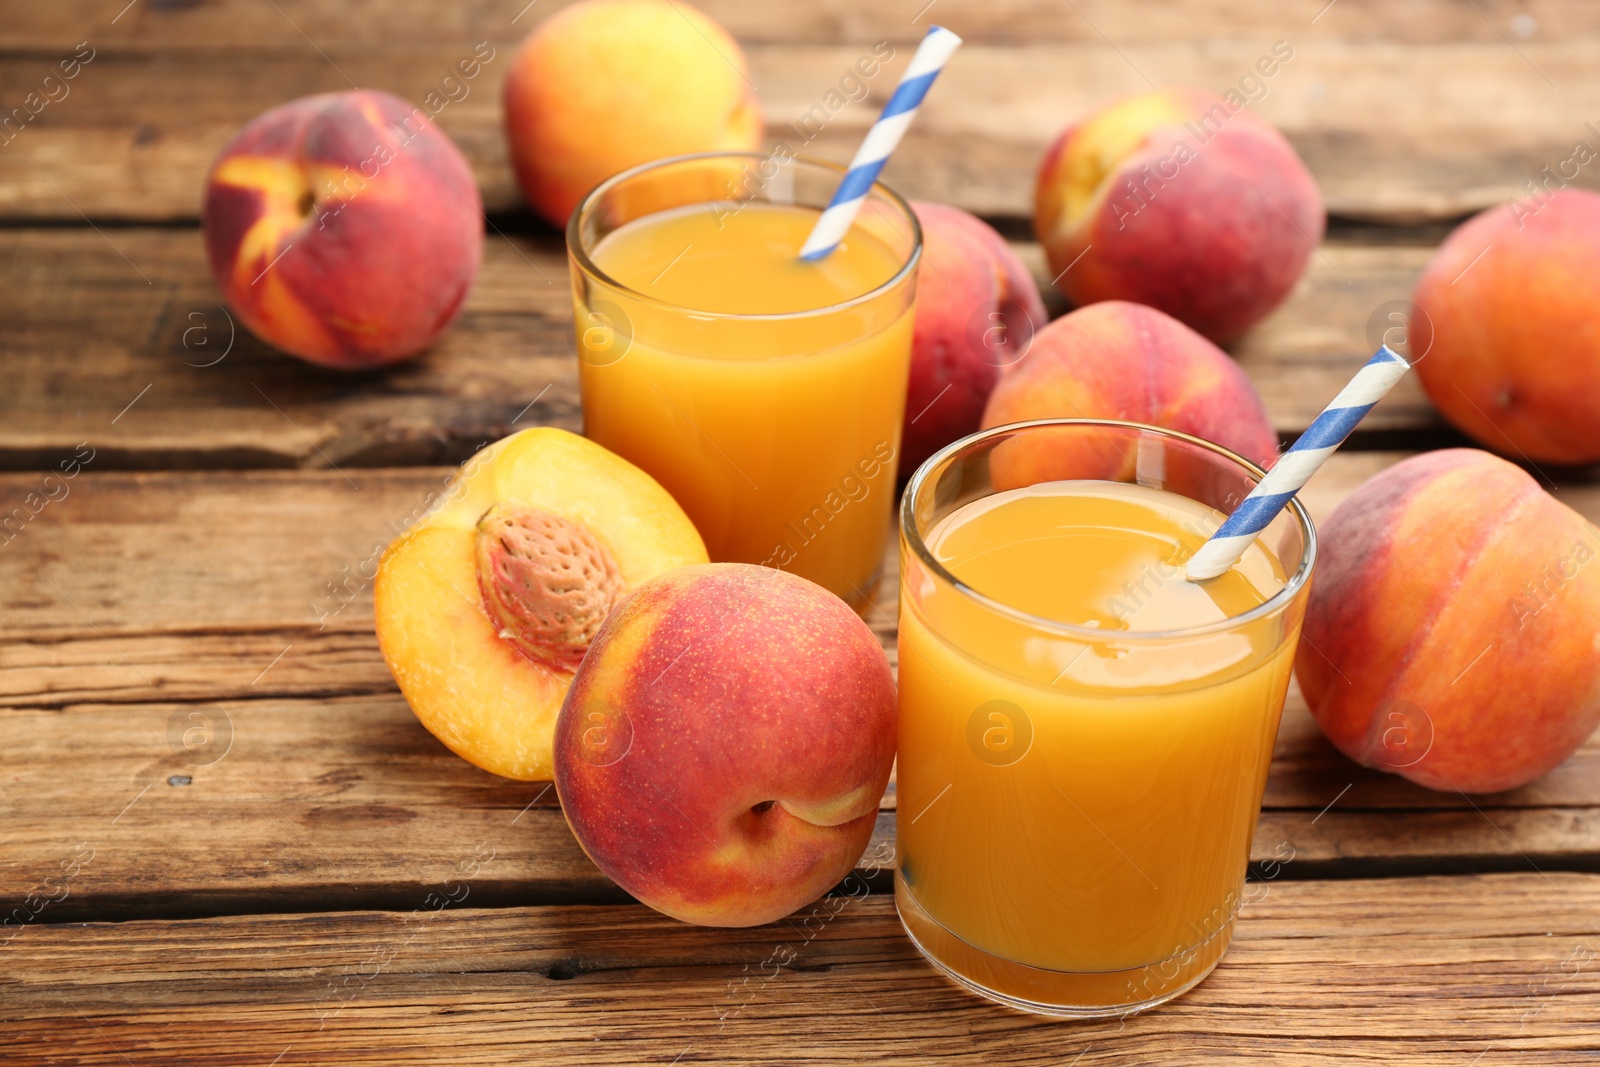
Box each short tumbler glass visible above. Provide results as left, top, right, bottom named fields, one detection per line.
left=894, top=419, right=1316, bottom=1017
left=567, top=152, right=921, bottom=605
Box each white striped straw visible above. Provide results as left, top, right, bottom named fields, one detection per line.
left=1186, top=346, right=1411, bottom=582
left=798, top=25, right=963, bottom=261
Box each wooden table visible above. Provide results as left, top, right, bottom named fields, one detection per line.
left=4, top=1, right=1599, bottom=1062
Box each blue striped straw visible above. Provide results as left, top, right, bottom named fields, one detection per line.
left=798, top=25, right=963, bottom=261
left=1186, top=346, right=1412, bottom=582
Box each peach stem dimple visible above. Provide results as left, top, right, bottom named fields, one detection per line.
left=773, top=786, right=879, bottom=828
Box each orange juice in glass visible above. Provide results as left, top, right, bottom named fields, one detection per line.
left=896, top=419, right=1315, bottom=1017
left=567, top=153, right=920, bottom=604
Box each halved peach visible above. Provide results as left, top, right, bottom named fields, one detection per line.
left=375, top=428, right=707, bottom=780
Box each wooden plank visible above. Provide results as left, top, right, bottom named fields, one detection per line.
left=0, top=691, right=893, bottom=921
left=3, top=41, right=1598, bottom=223
left=0, top=229, right=1446, bottom=472
left=1, top=685, right=1595, bottom=921
left=10, top=452, right=1592, bottom=664
left=4, top=876, right=1599, bottom=1064
left=0, top=230, right=575, bottom=471
left=2, top=460, right=1599, bottom=918
left=4, top=677, right=1597, bottom=921
left=13, top=0, right=1600, bottom=50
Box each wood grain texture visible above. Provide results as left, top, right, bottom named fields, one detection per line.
left=3, top=35, right=1599, bottom=223
left=0, top=228, right=1450, bottom=472
left=1, top=684, right=1595, bottom=921
left=0, top=230, right=574, bottom=471
left=2, top=460, right=1597, bottom=919
left=12, top=0, right=1600, bottom=50
left=4, top=1, right=1600, bottom=1053
left=5, top=876, right=1599, bottom=1065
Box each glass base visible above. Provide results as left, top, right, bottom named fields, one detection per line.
left=895, top=873, right=1232, bottom=1018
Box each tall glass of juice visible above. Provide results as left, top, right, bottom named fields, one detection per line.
left=896, top=419, right=1316, bottom=1017
left=567, top=152, right=921, bottom=604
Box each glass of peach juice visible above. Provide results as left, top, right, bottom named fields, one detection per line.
left=566, top=152, right=920, bottom=604
left=896, top=419, right=1316, bottom=1017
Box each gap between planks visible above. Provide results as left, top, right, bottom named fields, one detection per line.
left=3, top=875, right=1598, bottom=1066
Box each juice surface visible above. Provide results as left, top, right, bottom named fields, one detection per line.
left=897, top=480, right=1297, bottom=989
left=577, top=201, right=914, bottom=602
left=592, top=201, right=900, bottom=316
left=932, top=480, right=1283, bottom=632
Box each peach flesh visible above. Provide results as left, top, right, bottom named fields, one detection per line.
left=373, top=427, right=708, bottom=781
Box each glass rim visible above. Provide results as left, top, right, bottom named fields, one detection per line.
left=565, top=150, right=924, bottom=323
left=900, top=418, right=1319, bottom=642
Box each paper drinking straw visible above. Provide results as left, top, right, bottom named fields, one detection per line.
left=1185, top=345, right=1412, bottom=582
left=798, top=25, right=963, bottom=261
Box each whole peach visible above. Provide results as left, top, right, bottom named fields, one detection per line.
left=202, top=90, right=483, bottom=368
left=1298, top=449, right=1600, bottom=794
left=554, top=564, right=896, bottom=927
left=1412, top=188, right=1600, bottom=465
left=980, top=300, right=1278, bottom=486
left=504, top=0, right=763, bottom=228
left=1035, top=85, right=1323, bottom=344
left=900, top=201, right=1048, bottom=478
